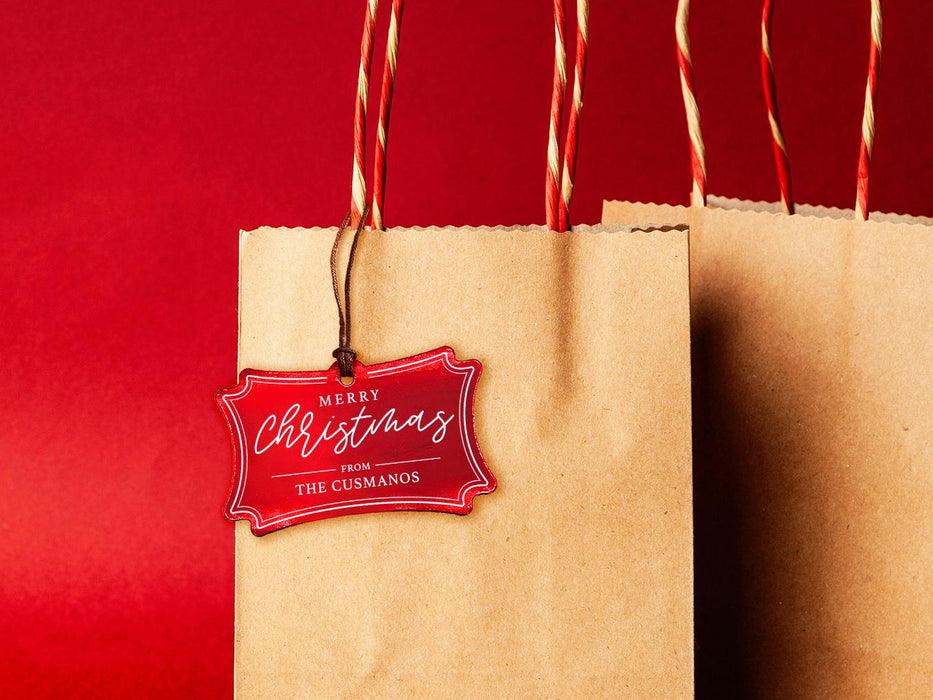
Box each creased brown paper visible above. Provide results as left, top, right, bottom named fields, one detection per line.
left=603, top=200, right=933, bottom=698
left=233, top=225, right=693, bottom=698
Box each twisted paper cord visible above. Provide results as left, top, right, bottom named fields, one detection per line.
left=546, top=0, right=567, bottom=231
left=558, top=0, right=589, bottom=232
left=761, top=0, right=794, bottom=214
left=351, top=0, right=379, bottom=227
left=856, top=0, right=882, bottom=221
left=372, top=0, right=405, bottom=231
left=675, top=0, right=707, bottom=207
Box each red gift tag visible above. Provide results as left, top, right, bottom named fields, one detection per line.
left=216, top=347, right=496, bottom=534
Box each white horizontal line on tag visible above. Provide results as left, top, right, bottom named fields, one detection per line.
left=374, top=457, right=440, bottom=467
left=271, top=468, right=339, bottom=479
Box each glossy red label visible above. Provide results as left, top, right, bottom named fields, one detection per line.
left=216, top=347, right=496, bottom=535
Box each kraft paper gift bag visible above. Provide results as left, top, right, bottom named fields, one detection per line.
left=232, top=223, right=694, bottom=697
left=226, top=3, right=693, bottom=695
left=602, top=200, right=932, bottom=697
left=599, top=4, right=932, bottom=695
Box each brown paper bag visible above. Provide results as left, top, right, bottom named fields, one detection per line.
left=233, top=223, right=693, bottom=697
left=602, top=198, right=933, bottom=697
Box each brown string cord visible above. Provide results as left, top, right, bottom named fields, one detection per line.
left=330, top=204, right=369, bottom=378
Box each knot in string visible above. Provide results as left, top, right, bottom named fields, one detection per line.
left=332, top=346, right=357, bottom=378
left=330, top=204, right=369, bottom=379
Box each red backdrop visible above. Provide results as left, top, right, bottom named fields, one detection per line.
left=1, top=2, right=930, bottom=697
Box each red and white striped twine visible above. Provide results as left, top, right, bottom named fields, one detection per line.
left=675, top=0, right=707, bottom=208
left=558, top=0, right=589, bottom=233
left=856, top=0, right=882, bottom=222
left=546, top=0, right=567, bottom=232
left=761, top=0, right=794, bottom=214
left=372, top=0, right=405, bottom=231
left=351, top=0, right=379, bottom=227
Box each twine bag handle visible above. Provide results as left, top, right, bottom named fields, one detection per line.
left=352, top=1, right=589, bottom=232
left=676, top=0, right=883, bottom=220
left=372, top=0, right=405, bottom=230
left=349, top=0, right=406, bottom=231
left=547, top=1, right=590, bottom=232
left=761, top=0, right=882, bottom=218
left=855, top=0, right=882, bottom=221
left=760, top=0, right=793, bottom=214
left=675, top=0, right=707, bottom=208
